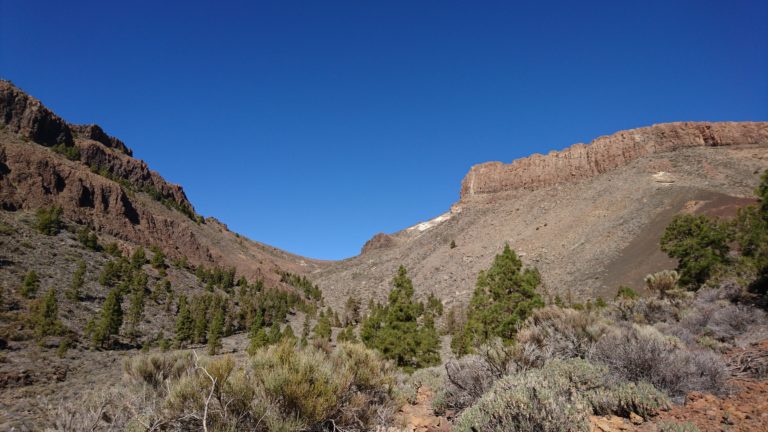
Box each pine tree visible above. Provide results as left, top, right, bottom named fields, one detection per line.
left=300, top=315, right=311, bottom=346
left=313, top=313, right=332, bottom=341
left=34, top=288, right=60, bottom=340
left=337, top=325, right=357, bottom=343
left=660, top=214, right=730, bottom=288
left=247, top=324, right=270, bottom=355
left=21, top=270, right=40, bottom=298
left=425, top=293, right=444, bottom=318
left=207, top=305, right=225, bottom=355
left=361, top=266, right=440, bottom=370
left=130, top=247, right=147, bottom=270
left=126, top=286, right=145, bottom=342
left=66, top=261, right=86, bottom=301
left=77, top=227, right=100, bottom=250
left=93, top=288, right=123, bottom=348
left=192, top=296, right=210, bottom=344
left=175, top=295, right=193, bottom=345
left=344, top=295, right=361, bottom=325
left=149, top=246, right=166, bottom=269
left=451, top=244, right=543, bottom=356
left=35, top=207, right=62, bottom=235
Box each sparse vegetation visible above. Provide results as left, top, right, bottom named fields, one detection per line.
left=281, top=271, right=323, bottom=301
left=35, top=206, right=63, bottom=235
left=33, top=288, right=61, bottom=341
left=51, top=143, right=80, bottom=160
left=20, top=270, right=40, bottom=298
left=77, top=226, right=100, bottom=250
left=66, top=260, right=86, bottom=301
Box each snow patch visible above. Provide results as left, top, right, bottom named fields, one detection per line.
left=407, top=212, right=453, bottom=232
left=652, top=171, right=675, bottom=184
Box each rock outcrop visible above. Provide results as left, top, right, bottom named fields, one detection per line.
left=0, top=81, right=72, bottom=147
left=361, top=232, right=398, bottom=255
left=0, top=80, right=194, bottom=218
left=71, top=124, right=132, bottom=156
left=460, top=122, right=768, bottom=201
left=0, top=81, right=315, bottom=284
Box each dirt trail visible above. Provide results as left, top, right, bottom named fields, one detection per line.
left=396, top=386, right=451, bottom=432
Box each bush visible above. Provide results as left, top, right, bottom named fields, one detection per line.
left=124, top=352, right=193, bottom=390
left=251, top=341, right=395, bottom=430
left=591, top=323, right=727, bottom=399
left=35, top=206, right=63, bottom=235
left=60, top=343, right=396, bottom=431
left=52, top=143, right=80, bottom=160
left=20, top=270, right=40, bottom=298
left=454, top=359, right=669, bottom=432
left=644, top=270, right=682, bottom=298
left=438, top=354, right=499, bottom=414
left=77, top=226, right=100, bottom=250
left=395, top=366, right=445, bottom=406
left=515, top=306, right=608, bottom=367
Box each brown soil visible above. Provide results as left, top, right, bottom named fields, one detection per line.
left=396, top=386, right=451, bottom=432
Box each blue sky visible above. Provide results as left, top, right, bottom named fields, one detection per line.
left=1, top=1, right=766, bottom=259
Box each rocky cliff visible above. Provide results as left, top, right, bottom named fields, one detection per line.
left=460, top=122, right=768, bottom=201
left=0, top=80, right=315, bottom=284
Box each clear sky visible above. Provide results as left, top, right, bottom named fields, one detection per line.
left=1, top=1, right=766, bottom=260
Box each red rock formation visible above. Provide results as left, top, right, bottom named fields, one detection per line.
left=361, top=232, right=398, bottom=254
left=0, top=80, right=314, bottom=284
left=460, top=122, right=768, bottom=201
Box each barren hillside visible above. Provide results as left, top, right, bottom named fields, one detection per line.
left=312, top=123, right=768, bottom=310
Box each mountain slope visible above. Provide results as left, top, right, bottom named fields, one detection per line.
left=0, top=80, right=318, bottom=287
left=312, top=122, right=768, bottom=310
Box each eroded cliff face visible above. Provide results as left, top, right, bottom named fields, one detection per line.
left=0, top=80, right=315, bottom=284
left=460, top=122, right=768, bottom=201
left=0, top=80, right=191, bottom=212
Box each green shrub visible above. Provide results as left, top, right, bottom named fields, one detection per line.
left=52, top=143, right=80, bottom=161
left=616, top=285, right=639, bottom=300
left=251, top=341, right=395, bottom=430
left=35, top=206, right=63, bottom=235
left=149, top=245, right=166, bottom=269
left=77, top=226, right=100, bottom=250
left=20, top=270, right=40, bottom=298
left=130, top=247, right=146, bottom=269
